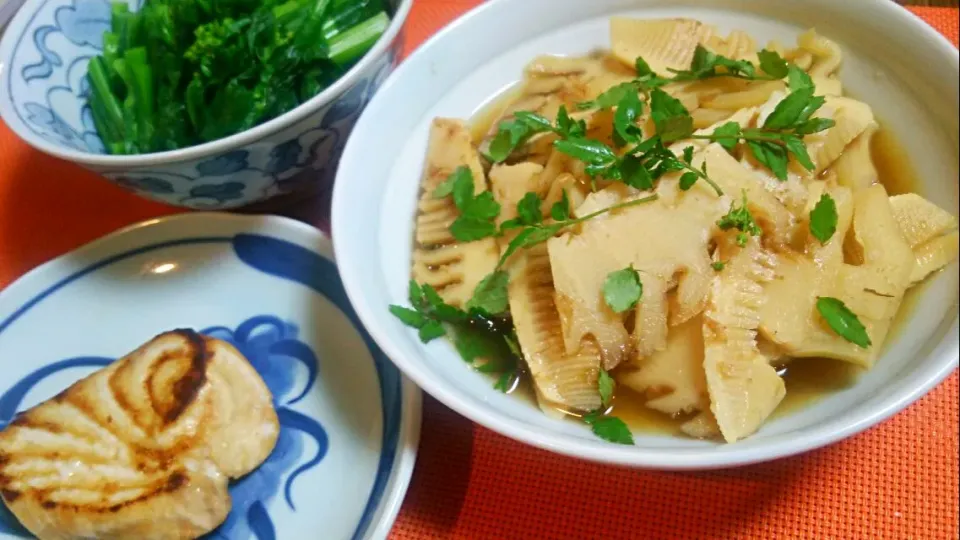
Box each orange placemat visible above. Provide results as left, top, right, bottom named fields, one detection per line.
left=0, top=2, right=957, bottom=539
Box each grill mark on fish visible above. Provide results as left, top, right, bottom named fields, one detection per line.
left=64, top=391, right=128, bottom=448
left=8, top=418, right=64, bottom=434
left=0, top=488, right=19, bottom=502
left=163, top=330, right=209, bottom=424
left=0, top=465, right=17, bottom=502
left=0, top=448, right=120, bottom=468
left=36, top=470, right=190, bottom=513
left=29, top=468, right=189, bottom=513
left=108, top=361, right=137, bottom=430
left=145, top=350, right=177, bottom=425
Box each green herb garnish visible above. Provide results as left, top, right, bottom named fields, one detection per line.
left=501, top=192, right=545, bottom=230
left=583, top=412, right=634, bottom=445
left=487, top=106, right=586, bottom=163
left=788, top=65, right=814, bottom=92
left=711, top=261, right=726, bottom=271
left=816, top=297, right=872, bottom=348
left=494, top=370, right=519, bottom=392
left=578, top=82, right=642, bottom=111
left=465, top=270, right=510, bottom=315
left=649, top=88, right=694, bottom=143
left=710, top=121, right=742, bottom=152
left=550, top=190, right=571, bottom=221
left=809, top=192, right=839, bottom=244
left=468, top=195, right=659, bottom=315
left=575, top=48, right=834, bottom=183
left=434, top=166, right=502, bottom=241
left=613, top=90, right=645, bottom=146
left=718, top=191, right=762, bottom=246
left=391, top=280, right=523, bottom=389
left=687, top=88, right=835, bottom=181
left=488, top=117, right=547, bottom=162
left=496, top=195, right=660, bottom=276
left=390, top=280, right=467, bottom=343
left=598, top=369, right=615, bottom=408
left=669, top=45, right=771, bottom=82
left=603, top=266, right=643, bottom=313
left=554, top=138, right=619, bottom=174
left=494, top=332, right=523, bottom=392
left=757, top=49, right=791, bottom=79
left=433, top=165, right=472, bottom=200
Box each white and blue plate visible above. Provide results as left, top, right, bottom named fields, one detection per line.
left=0, top=213, right=421, bottom=540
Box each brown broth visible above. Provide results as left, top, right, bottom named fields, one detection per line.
left=467, top=82, right=924, bottom=437
left=872, top=125, right=920, bottom=196
left=606, top=386, right=697, bottom=436
left=469, top=84, right=523, bottom=145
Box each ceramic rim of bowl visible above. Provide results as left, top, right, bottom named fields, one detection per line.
left=0, top=0, right=413, bottom=167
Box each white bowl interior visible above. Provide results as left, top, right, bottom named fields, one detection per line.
left=334, top=0, right=960, bottom=468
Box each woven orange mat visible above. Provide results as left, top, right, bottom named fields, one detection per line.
left=0, top=2, right=957, bottom=539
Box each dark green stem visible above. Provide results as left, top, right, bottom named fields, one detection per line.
left=328, top=11, right=389, bottom=66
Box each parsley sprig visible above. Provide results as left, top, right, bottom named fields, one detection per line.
left=692, top=91, right=835, bottom=180
left=583, top=411, right=635, bottom=445
left=578, top=46, right=789, bottom=112
left=550, top=93, right=725, bottom=196
left=487, top=107, right=587, bottom=163
left=809, top=192, right=839, bottom=245
left=389, top=280, right=467, bottom=343
left=582, top=369, right=634, bottom=445
left=816, top=297, right=871, bottom=348
left=685, top=65, right=834, bottom=180
left=389, top=280, right=523, bottom=391
left=488, top=48, right=834, bottom=195
left=717, top=191, right=762, bottom=246
left=603, top=266, right=643, bottom=313
left=467, top=194, right=661, bottom=315
left=433, top=166, right=501, bottom=241
left=670, top=46, right=789, bottom=83
left=499, top=194, right=659, bottom=270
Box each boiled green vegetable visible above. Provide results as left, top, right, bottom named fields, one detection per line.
left=87, top=0, right=391, bottom=154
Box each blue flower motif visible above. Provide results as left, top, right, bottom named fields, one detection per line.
left=78, top=75, right=91, bottom=99
left=22, top=26, right=62, bottom=82
left=196, top=151, right=251, bottom=177
left=188, top=182, right=246, bottom=203
left=115, top=176, right=176, bottom=194
left=0, top=316, right=328, bottom=540
left=320, top=78, right=370, bottom=129
left=265, top=138, right=303, bottom=176
left=79, top=105, right=105, bottom=152
left=23, top=102, right=89, bottom=151
left=285, top=128, right=338, bottom=175
left=54, top=0, right=111, bottom=48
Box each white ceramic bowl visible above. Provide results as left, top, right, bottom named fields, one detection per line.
left=333, top=0, right=960, bottom=469
left=0, top=0, right=411, bottom=209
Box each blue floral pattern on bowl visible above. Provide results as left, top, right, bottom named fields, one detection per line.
left=0, top=0, right=406, bottom=209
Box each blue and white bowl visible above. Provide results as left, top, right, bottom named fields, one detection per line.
left=0, top=0, right=411, bottom=209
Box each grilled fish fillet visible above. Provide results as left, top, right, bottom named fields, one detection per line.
left=0, top=330, right=280, bottom=540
